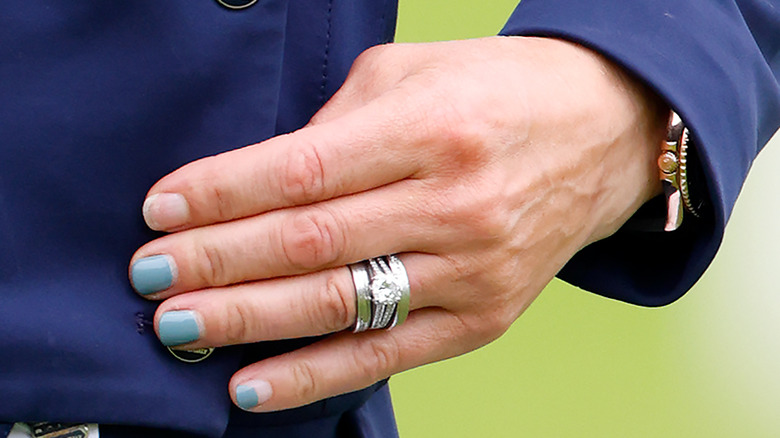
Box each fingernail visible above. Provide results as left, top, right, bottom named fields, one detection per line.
left=143, top=193, right=189, bottom=231
left=235, top=381, right=273, bottom=411
left=158, top=310, right=202, bottom=346
left=131, top=255, right=176, bottom=295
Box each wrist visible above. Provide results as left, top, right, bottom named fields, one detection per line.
left=570, top=42, right=668, bottom=244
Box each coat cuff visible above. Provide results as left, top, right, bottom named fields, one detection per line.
left=500, top=0, right=780, bottom=305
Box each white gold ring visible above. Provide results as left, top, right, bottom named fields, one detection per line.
left=348, top=255, right=410, bottom=332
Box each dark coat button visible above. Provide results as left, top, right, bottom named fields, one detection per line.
left=216, top=0, right=258, bottom=9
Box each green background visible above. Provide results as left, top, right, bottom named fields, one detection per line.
left=390, top=2, right=780, bottom=437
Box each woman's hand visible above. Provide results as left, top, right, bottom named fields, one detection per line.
left=129, top=37, right=666, bottom=412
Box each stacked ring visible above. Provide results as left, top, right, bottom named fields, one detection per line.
left=348, top=255, right=410, bottom=333
left=349, top=262, right=372, bottom=333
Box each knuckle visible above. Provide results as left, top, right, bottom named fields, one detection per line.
left=289, top=359, right=319, bottom=402
left=310, top=273, right=354, bottom=332
left=438, top=258, right=518, bottom=342
left=279, top=142, right=327, bottom=205
left=194, top=241, right=232, bottom=286
left=485, top=308, right=516, bottom=340
left=437, top=189, right=510, bottom=248
left=308, top=110, right=329, bottom=127
left=354, top=338, right=402, bottom=382
left=352, top=44, right=389, bottom=72
left=466, top=202, right=510, bottom=243
left=189, top=156, right=238, bottom=221
left=347, top=44, right=404, bottom=95
left=206, top=183, right=236, bottom=221
left=218, top=301, right=255, bottom=345
left=435, top=121, right=489, bottom=168
left=279, top=209, right=344, bottom=270
left=455, top=310, right=509, bottom=346
left=479, top=309, right=513, bottom=340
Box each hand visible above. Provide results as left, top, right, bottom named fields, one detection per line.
left=130, top=37, right=667, bottom=412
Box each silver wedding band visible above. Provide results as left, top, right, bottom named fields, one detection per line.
left=348, top=255, right=410, bottom=333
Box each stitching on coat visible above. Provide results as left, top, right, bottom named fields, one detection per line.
left=319, top=0, right=334, bottom=105
left=135, top=312, right=153, bottom=334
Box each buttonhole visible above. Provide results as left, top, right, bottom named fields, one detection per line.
left=135, top=312, right=154, bottom=334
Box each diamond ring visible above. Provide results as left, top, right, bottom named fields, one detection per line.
left=348, top=255, right=410, bottom=332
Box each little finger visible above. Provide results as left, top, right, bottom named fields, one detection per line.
left=228, top=307, right=471, bottom=412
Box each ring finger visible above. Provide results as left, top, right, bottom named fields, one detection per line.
left=153, top=252, right=444, bottom=349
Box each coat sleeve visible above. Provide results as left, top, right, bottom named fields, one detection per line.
left=500, top=0, right=780, bottom=306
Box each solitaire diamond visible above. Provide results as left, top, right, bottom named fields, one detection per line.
left=371, top=270, right=403, bottom=305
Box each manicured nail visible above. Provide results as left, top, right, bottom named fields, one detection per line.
left=143, top=193, right=189, bottom=231
left=158, top=310, right=202, bottom=346
left=235, top=381, right=272, bottom=411
left=131, top=255, right=176, bottom=295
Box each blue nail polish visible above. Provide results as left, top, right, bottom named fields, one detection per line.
left=158, top=310, right=201, bottom=346
left=131, top=255, right=175, bottom=295
left=236, top=385, right=259, bottom=410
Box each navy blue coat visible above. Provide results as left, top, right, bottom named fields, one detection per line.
left=0, top=1, right=777, bottom=437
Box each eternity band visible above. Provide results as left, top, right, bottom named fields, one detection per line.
left=349, top=255, right=410, bottom=333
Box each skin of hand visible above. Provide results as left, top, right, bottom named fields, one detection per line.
left=130, top=36, right=667, bottom=412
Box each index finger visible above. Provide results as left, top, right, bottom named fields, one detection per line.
left=142, top=95, right=426, bottom=232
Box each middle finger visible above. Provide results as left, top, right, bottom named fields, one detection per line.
left=130, top=180, right=446, bottom=298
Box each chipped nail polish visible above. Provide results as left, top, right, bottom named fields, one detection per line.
left=235, top=381, right=273, bottom=410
